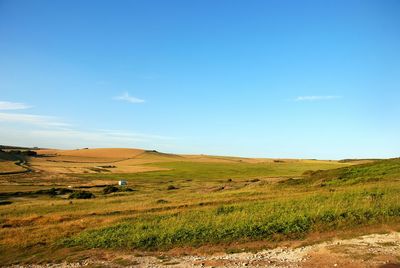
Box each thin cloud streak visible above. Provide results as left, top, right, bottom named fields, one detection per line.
left=113, top=92, right=145, bottom=103
left=0, top=99, right=173, bottom=149
left=95, top=129, right=175, bottom=141
left=31, top=129, right=173, bottom=143
left=0, top=101, right=31, bottom=110
left=295, top=96, right=341, bottom=101
left=15, top=128, right=173, bottom=150
left=0, top=112, right=70, bottom=127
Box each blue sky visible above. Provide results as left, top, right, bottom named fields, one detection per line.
left=0, top=0, right=399, bottom=159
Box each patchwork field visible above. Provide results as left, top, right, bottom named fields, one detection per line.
left=0, top=148, right=399, bottom=267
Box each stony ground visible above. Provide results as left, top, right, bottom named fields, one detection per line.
left=5, top=232, right=400, bottom=268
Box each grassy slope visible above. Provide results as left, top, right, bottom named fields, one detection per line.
left=303, top=158, right=400, bottom=186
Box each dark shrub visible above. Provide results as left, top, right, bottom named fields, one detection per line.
left=69, top=191, right=95, bottom=199
left=103, top=185, right=135, bottom=194
left=103, top=185, right=119, bottom=194
left=0, top=200, right=12, bottom=205
left=122, top=187, right=135, bottom=192
left=167, top=185, right=178, bottom=190
left=24, top=150, right=37, bottom=156
left=34, top=188, right=73, bottom=196
left=58, top=188, right=74, bottom=195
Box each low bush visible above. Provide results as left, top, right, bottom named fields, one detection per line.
left=68, top=191, right=95, bottom=199
left=103, top=185, right=119, bottom=194
left=34, top=188, right=74, bottom=196
left=103, top=185, right=135, bottom=194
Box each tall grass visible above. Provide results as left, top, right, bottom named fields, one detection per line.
left=64, top=186, right=400, bottom=250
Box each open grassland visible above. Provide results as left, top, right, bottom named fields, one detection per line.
left=0, top=149, right=399, bottom=265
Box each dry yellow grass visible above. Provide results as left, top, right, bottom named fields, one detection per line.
left=0, top=160, right=26, bottom=173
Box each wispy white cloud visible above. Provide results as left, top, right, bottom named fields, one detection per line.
left=31, top=129, right=172, bottom=144
left=0, top=112, right=69, bottom=127
left=95, top=129, right=174, bottom=141
left=0, top=101, right=31, bottom=110
left=295, top=96, right=341, bottom=101
left=0, top=111, right=173, bottom=149
left=113, top=92, right=145, bottom=104
left=0, top=99, right=174, bottom=149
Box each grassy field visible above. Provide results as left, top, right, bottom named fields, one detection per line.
left=0, top=149, right=399, bottom=265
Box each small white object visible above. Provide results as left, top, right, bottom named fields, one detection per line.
left=118, top=180, right=127, bottom=186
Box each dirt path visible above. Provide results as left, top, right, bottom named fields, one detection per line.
left=6, top=232, right=400, bottom=268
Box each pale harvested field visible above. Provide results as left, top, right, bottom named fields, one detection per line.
left=28, top=148, right=355, bottom=175
left=36, top=148, right=145, bottom=159
left=30, top=149, right=171, bottom=174
left=29, top=157, right=169, bottom=174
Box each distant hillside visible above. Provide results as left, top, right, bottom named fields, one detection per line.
left=304, top=158, right=400, bottom=186
left=36, top=148, right=145, bottom=158
left=0, top=145, right=42, bottom=150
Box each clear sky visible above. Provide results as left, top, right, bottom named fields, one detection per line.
left=0, top=0, right=399, bottom=159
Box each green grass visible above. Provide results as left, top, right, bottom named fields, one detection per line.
left=63, top=184, right=400, bottom=249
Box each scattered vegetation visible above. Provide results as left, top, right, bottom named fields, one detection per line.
left=0, top=187, right=74, bottom=199
left=1, top=151, right=399, bottom=265
left=103, top=185, right=120, bottom=194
